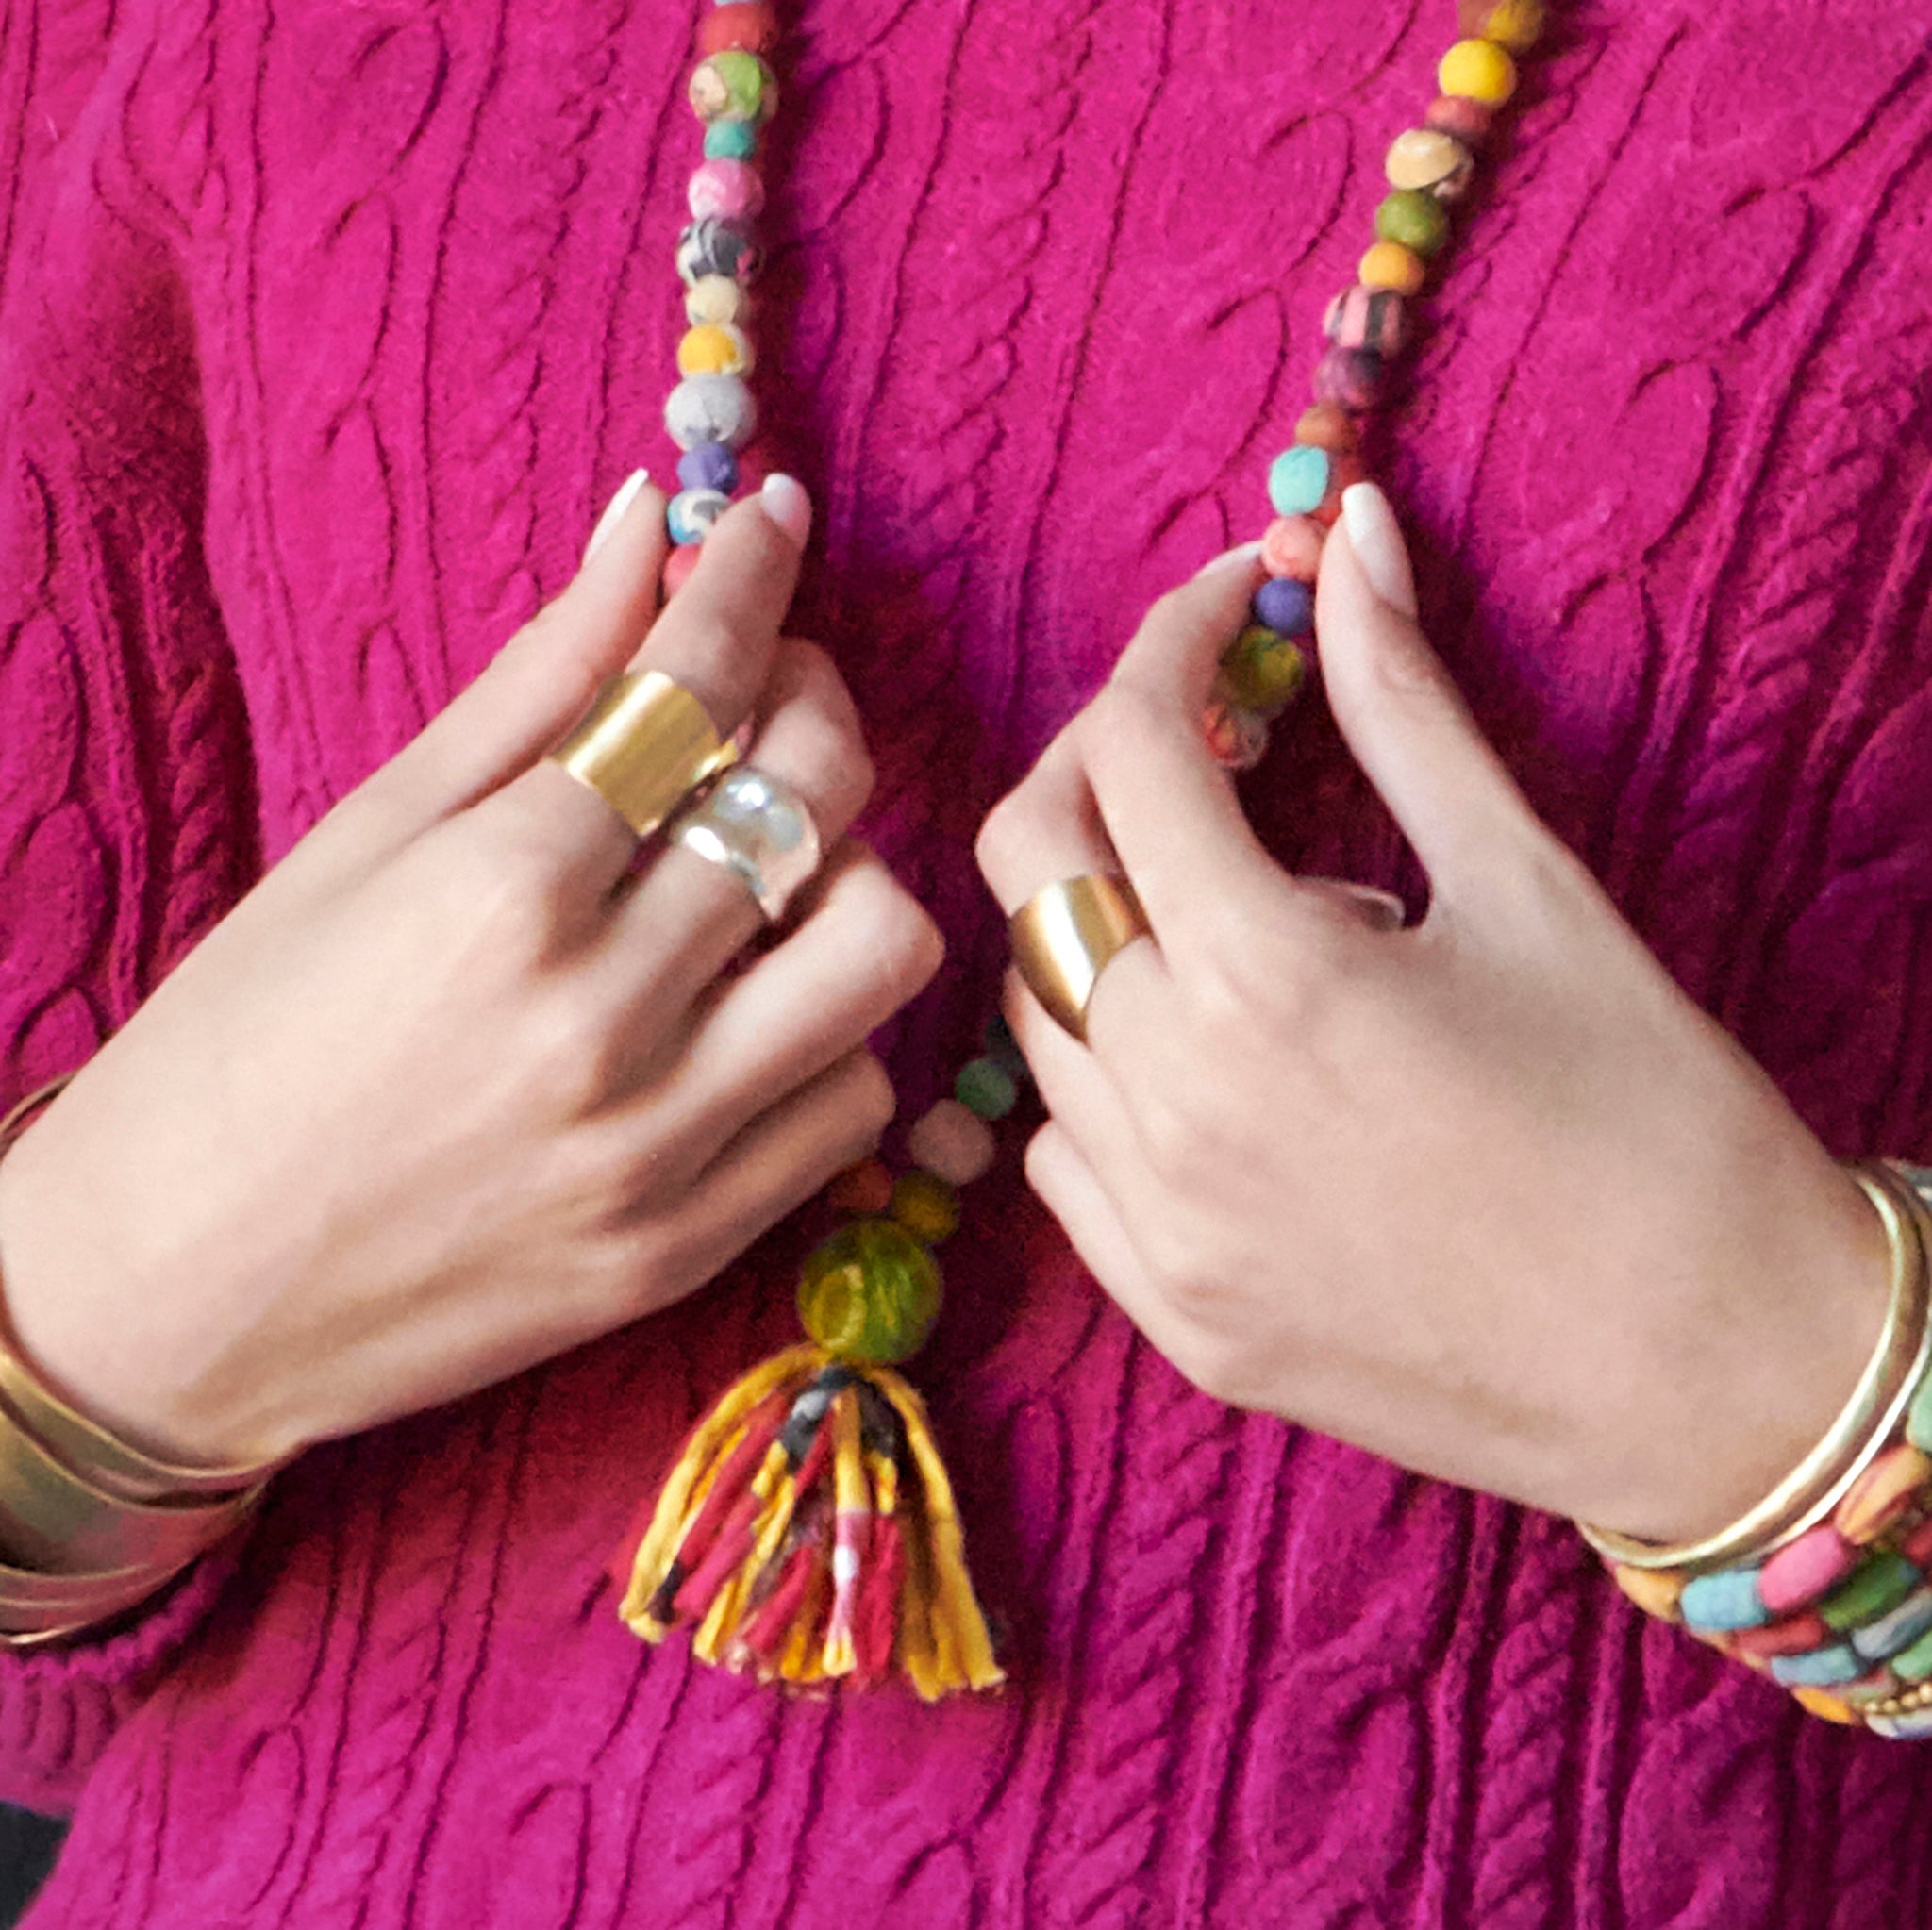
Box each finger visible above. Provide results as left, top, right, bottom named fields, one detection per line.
left=598, top=638, right=877, bottom=1018
left=364, top=470, right=670, bottom=831
left=1072, top=549, right=1298, bottom=952
left=1315, top=483, right=1544, bottom=901
left=1001, top=967, right=1157, bottom=1187
left=459, top=480, right=817, bottom=901
left=1023, top=1122, right=1162, bottom=1327
left=649, top=1047, right=896, bottom=1292
left=644, top=845, right=943, bottom=1161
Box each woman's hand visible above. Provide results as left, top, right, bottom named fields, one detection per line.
left=977, top=483, right=1892, bottom=1545
left=0, top=475, right=941, bottom=1469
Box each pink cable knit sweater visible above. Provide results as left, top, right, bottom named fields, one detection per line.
left=5, top=1, right=1932, bottom=1922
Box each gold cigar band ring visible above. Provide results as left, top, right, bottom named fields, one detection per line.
left=1008, top=875, right=1154, bottom=1045
left=548, top=669, right=740, bottom=840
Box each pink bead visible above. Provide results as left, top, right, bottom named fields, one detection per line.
left=1758, top=1522, right=1860, bottom=1615
left=1835, top=1442, right=1932, bottom=1542
left=689, top=158, right=765, bottom=224
left=1261, top=515, right=1324, bottom=583
left=908, top=1100, right=996, bottom=1188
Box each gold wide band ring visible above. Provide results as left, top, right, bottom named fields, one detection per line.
left=1008, top=874, right=1154, bottom=1045
left=548, top=669, right=740, bottom=840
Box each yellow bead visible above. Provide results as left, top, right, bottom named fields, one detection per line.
left=677, top=322, right=754, bottom=378
left=685, top=275, right=749, bottom=327
left=1358, top=240, right=1427, bottom=296
left=1610, top=1563, right=1687, bottom=1622
left=1439, top=38, right=1518, bottom=106
left=891, top=1171, right=960, bottom=1244
left=797, top=1219, right=942, bottom=1365
left=1460, top=0, right=1544, bottom=51
left=1792, top=1686, right=1859, bottom=1726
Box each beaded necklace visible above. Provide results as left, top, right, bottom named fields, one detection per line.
left=611, top=0, right=1548, bottom=1699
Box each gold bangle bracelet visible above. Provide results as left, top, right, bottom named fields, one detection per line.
left=1579, top=1162, right=1932, bottom=1575
left=0, top=1397, right=258, bottom=1577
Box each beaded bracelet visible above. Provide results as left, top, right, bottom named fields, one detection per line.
left=1591, top=1163, right=1932, bottom=1737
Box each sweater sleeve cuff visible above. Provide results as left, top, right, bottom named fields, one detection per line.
left=0, top=1543, right=242, bottom=1815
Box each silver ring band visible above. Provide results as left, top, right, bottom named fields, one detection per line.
left=667, top=766, right=824, bottom=922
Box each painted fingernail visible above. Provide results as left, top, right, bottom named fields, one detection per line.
left=1193, top=539, right=1265, bottom=578
left=583, top=469, right=649, bottom=565
left=760, top=473, right=812, bottom=549
left=1340, top=482, right=1419, bottom=618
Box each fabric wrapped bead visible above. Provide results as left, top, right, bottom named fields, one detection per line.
left=699, top=1, right=779, bottom=55
left=1253, top=576, right=1314, bottom=638
left=1268, top=445, right=1332, bottom=517
left=1218, top=625, right=1307, bottom=713
left=1609, top=1564, right=1685, bottom=1621
left=666, top=374, right=758, bottom=450
left=891, top=1173, right=961, bottom=1246
left=1424, top=93, right=1497, bottom=150
left=1293, top=402, right=1359, bottom=455
left=677, top=441, right=741, bottom=493
left=1457, top=0, right=1545, bottom=50
left=1850, top=1585, right=1932, bottom=1663
left=1202, top=698, right=1272, bottom=772
left=1791, top=1686, right=1859, bottom=1724
left=1324, top=285, right=1411, bottom=357
left=689, top=158, right=765, bottom=223
left=1678, top=1567, right=1771, bottom=1634
left=1891, top=1621, right=1932, bottom=1681
left=827, top=1158, right=894, bottom=1216
left=685, top=275, right=750, bottom=327
left=662, top=544, right=703, bottom=597
left=1375, top=189, right=1450, bottom=258
left=1819, top=1550, right=1921, bottom=1633
left=908, top=1100, right=997, bottom=1188
left=702, top=119, right=759, bottom=161
left=666, top=488, right=730, bottom=545
left=1358, top=240, right=1427, bottom=296
left=1867, top=1705, right=1932, bottom=1741
left=1729, top=1610, right=1832, bottom=1660
left=677, top=321, right=755, bottom=377
left=955, top=1058, right=1019, bottom=1122
left=677, top=218, right=761, bottom=287
left=1758, top=1522, right=1860, bottom=1613
left=1261, top=514, right=1324, bottom=582
left=1767, top=1643, right=1865, bottom=1688
left=1439, top=38, right=1518, bottom=106
left=1833, top=1441, right=1932, bottom=1542
left=1386, top=128, right=1475, bottom=203
left=1313, top=347, right=1389, bottom=414
left=689, top=51, right=778, bottom=125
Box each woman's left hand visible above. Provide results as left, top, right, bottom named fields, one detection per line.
left=977, top=483, right=1892, bottom=1545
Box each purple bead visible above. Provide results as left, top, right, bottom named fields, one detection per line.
left=1254, top=576, right=1315, bottom=637
left=677, top=442, right=740, bottom=493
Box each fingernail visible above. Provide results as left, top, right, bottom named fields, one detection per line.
left=583, top=469, right=648, bottom=565
left=760, top=473, right=812, bottom=549
left=1193, top=540, right=1265, bottom=579
left=1340, top=483, right=1418, bottom=618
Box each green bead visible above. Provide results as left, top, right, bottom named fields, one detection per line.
left=797, top=1219, right=942, bottom=1365
left=1219, top=625, right=1307, bottom=713
left=1819, top=1550, right=1920, bottom=1634
left=955, top=1057, right=1018, bottom=1121
left=1375, top=189, right=1449, bottom=258
left=1891, top=1621, right=1932, bottom=1683
left=704, top=119, right=759, bottom=161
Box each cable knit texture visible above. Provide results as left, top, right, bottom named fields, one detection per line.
left=3, top=0, right=1932, bottom=1921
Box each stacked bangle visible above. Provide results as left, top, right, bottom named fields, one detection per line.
left=1582, top=1161, right=1932, bottom=1736
left=0, top=1074, right=278, bottom=1648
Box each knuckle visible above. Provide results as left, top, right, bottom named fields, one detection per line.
left=841, top=1051, right=898, bottom=1139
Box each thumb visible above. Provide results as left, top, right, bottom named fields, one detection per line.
left=370, top=469, right=673, bottom=825
left=1316, top=483, right=1542, bottom=900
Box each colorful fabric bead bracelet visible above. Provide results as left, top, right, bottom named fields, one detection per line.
left=1590, top=1164, right=1932, bottom=1737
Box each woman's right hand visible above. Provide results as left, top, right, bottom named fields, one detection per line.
left=0, top=474, right=941, bottom=1470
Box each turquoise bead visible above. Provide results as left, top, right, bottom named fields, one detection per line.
left=1907, top=1367, right=1932, bottom=1452
left=1768, top=1642, right=1866, bottom=1688
left=955, top=1057, right=1018, bottom=1122
left=1678, top=1566, right=1770, bottom=1634
left=1852, top=1584, right=1932, bottom=1662
left=1267, top=446, right=1331, bottom=519
left=704, top=119, right=759, bottom=160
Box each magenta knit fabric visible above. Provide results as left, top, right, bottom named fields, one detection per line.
left=4, top=0, right=1932, bottom=1922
